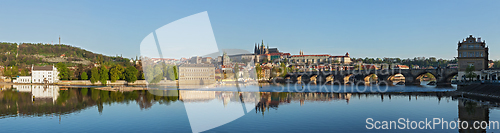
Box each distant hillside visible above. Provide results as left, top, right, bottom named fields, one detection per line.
left=0, top=42, right=130, bottom=67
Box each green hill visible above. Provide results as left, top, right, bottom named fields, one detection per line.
left=0, top=42, right=130, bottom=67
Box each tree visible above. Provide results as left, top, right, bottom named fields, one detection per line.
left=280, top=63, right=287, bottom=77
left=172, top=66, right=178, bottom=80
left=81, top=72, right=88, bottom=80
left=465, top=65, right=477, bottom=81
left=20, top=68, right=29, bottom=76
left=234, top=63, right=239, bottom=80
left=76, top=64, right=84, bottom=78
left=90, top=67, right=99, bottom=84
left=56, top=62, right=69, bottom=80
left=167, top=66, right=176, bottom=81
left=99, top=66, right=109, bottom=85
left=125, top=66, right=138, bottom=83
left=69, top=70, right=75, bottom=80
left=109, top=64, right=125, bottom=83
left=255, top=64, right=262, bottom=80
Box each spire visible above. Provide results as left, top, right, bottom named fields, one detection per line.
left=261, top=40, right=264, bottom=46
left=254, top=43, right=258, bottom=54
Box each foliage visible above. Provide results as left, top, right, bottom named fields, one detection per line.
left=90, top=67, right=99, bottom=84
left=99, top=66, right=109, bottom=85
left=0, top=42, right=130, bottom=67
left=234, top=63, right=239, bottom=79
left=280, top=63, right=288, bottom=77
left=20, top=68, right=29, bottom=76
left=3, top=66, right=19, bottom=78
left=56, top=62, right=70, bottom=80
left=109, top=64, right=125, bottom=83
left=172, top=66, right=178, bottom=80
left=125, top=66, right=138, bottom=83
left=465, top=65, right=477, bottom=81
left=81, top=72, right=88, bottom=80
left=255, top=64, right=262, bottom=79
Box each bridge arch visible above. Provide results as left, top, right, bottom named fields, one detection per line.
left=344, top=74, right=354, bottom=84
left=364, top=74, right=378, bottom=84
left=387, top=73, right=406, bottom=85
left=415, top=72, right=437, bottom=85
left=325, top=74, right=334, bottom=83
left=444, top=72, right=458, bottom=83
left=310, top=74, right=318, bottom=84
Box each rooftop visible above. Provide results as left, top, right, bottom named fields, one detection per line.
left=180, top=64, right=214, bottom=67
left=32, top=66, right=54, bottom=71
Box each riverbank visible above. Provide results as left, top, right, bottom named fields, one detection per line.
left=457, top=84, right=500, bottom=99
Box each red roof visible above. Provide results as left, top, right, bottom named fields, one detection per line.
left=395, top=65, right=409, bottom=69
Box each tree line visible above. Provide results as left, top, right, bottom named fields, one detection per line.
left=56, top=62, right=142, bottom=85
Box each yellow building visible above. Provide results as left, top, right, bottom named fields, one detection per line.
left=178, top=64, right=216, bottom=85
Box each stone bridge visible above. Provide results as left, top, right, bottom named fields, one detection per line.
left=283, top=68, right=458, bottom=85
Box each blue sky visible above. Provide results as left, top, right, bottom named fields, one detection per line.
left=1, top=0, right=499, bottom=60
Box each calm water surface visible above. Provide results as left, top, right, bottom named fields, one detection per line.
left=0, top=84, right=499, bottom=133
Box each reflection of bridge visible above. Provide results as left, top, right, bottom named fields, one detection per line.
left=284, top=69, right=458, bottom=85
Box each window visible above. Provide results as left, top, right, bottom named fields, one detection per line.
left=468, top=45, right=474, bottom=48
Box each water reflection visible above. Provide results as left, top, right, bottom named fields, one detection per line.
left=0, top=85, right=179, bottom=119
left=0, top=85, right=499, bottom=132
left=458, top=99, right=490, bottom=133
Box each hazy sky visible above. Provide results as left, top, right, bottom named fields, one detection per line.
left=1, top=0, right=499, bottom=60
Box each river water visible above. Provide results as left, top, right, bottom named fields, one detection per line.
left=0, top=84, right=499, bottom=133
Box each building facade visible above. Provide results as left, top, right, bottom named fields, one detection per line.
left=457, top=35, right=488, bottom=71
left=31, top=65, right=59, bottom=83
left=13, top=76, right=32, bottom=83
left=178, top=64, right=216, bottom=85
left=288, top=52, right=352, bottom=64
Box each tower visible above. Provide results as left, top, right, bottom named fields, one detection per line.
left=457, top=35, right=488, bottom=71
left=59, top=36, right=61, bottom=45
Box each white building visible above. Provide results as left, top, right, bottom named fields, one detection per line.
left=13, top=76, right=32, bottom=83
left=31, top=65, right=59, bottom=83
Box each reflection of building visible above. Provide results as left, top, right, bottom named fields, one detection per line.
left=178, top=64, right=216, bottom=85
left=458, top=99, right=489, bottom=133
left=13, top=85, right=60, bottom=103
left=256, top=92, right=352, bottom=115
left=31, top=65, right=59, bottom=83
left=178, top=90, right=216, bottom=102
